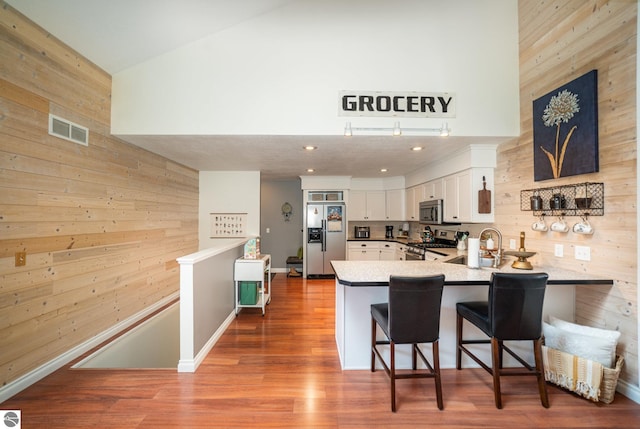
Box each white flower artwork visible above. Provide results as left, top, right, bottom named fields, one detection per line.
left=533, top=70, right=599, bottom=181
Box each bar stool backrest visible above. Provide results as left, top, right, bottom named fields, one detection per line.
left=388, top=274, right=445, bottom=344
left=488, top=272, right=548, bottom=340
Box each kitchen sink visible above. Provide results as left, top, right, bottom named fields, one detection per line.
left=445, top=255, right=467, bottom=265
left=444, top=255, right=509, bottom=269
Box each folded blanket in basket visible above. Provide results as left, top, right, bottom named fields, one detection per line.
left=542, top=345, right=603, bottom=401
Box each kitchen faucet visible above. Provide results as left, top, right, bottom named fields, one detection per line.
left=478, top=227, right=502, bottom=268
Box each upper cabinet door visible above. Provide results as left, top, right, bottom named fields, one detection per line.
left=443, top=175, right=459, bottom=222
left=405, top=186, right=419, bottom=221
left=425, top=179, right=443, bottom=200
left=348, top=190, right=367, bottom=220
left=385, top=189, right=405, bottom=221
left=348, top=190, right=385, bottom=221
left=366, top=191, right=386, bottom=221
left=442, top=169, right=494, bottom=223
left=456, top=170, right=472, bottom=221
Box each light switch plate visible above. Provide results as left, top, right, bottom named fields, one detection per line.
left=509, top=239, right=516, bottom=249
left=575, top=245, right=591, bottom=261
left=554, top=244, right=563, bottom=257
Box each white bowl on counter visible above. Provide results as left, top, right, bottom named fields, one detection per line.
left=480, top=256, right=495, bottom=267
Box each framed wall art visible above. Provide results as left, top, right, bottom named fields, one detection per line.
left=532, top=70, right=599, bottom=181
left=210, top=213, right=247, bottom=238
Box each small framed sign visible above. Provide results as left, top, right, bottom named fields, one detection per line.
left=210, top=213, right=247, bottom=238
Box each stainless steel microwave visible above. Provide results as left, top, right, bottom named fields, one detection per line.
left=419, top=199, right=443, bottom=224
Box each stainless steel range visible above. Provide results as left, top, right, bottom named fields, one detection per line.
left=405, top=229, right=458, bottom=261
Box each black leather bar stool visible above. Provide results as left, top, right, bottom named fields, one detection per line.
left=456, top=272, right=549, bottom=409
left=371, top=274, right=445, bottom=412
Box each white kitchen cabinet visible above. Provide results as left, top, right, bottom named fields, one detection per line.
left=348, top=191, right=367, bottom=220
left=348, top=190, right=386, bottom=221
left=443, top=170, right=471, bottom=222
left=347, top=241, right=380, bottom=260
left=424, top=179, right=443, bottom=200
left=442, top=168, right=494, bottom=223
left=378, top=242, right=396, bottom=260
left=395, top=243, right=406, bottom=261
left=349, top=241, right=401, bottom=261
left=385, top=189, right=405, bottom=221
left=443, top=174, right=458, bottom=222
left=404, top=185, right=423, bottom=221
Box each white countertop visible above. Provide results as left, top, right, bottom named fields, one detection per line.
left=331, top=258, right=613, bottom=286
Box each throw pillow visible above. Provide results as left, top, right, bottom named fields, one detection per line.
left=542, top=322, right=615, bottom=368
left=549, top=316, right=620, bottom=366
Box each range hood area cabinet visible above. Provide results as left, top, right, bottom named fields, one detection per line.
left=405, top=180, right=442, bottom=221
left=442, top=168, right=494, bottom=223
left=348, top=189, right=404, bottom=221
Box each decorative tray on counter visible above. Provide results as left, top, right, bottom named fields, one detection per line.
left=503, top=250, right=537, bottom=270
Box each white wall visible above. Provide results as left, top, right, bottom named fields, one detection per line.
left=260, top=180, right=304, bottom=270
left=199, top=171, right=261, bottom=249
left=111, top=0, right=519, bottom=138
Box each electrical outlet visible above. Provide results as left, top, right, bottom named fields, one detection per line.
left=575, top=245, right=591, bottom=261
left=554, top=244, right=563, bottom=257
left=509, top=239, right=516, bottom=249
left=266, top=227, right=270, bottom=234
left=15, top=251, right=26, bottom=267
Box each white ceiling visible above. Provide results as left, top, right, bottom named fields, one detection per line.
left=8, top=0, right=513, bottom=181
left=6, top=0, right=296, bottom=74
left=120, top=134, right=501, bottom=181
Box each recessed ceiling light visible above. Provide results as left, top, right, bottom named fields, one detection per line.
left=380, top=168, right=388, bottom=173
left=307, top=168, right=315, bottom=173
left=411, top=146, right=423, bottom=151
left=303, top=146, right=317, bottom=151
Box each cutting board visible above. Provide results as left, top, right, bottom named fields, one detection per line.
left=478, top=176, right=491, bottom=214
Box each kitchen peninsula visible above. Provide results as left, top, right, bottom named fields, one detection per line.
left=331, top=258, right=613, bottom=370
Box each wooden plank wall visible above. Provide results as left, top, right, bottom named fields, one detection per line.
left=498, top=0, right=637, bottom=385
left=0, top=3, right=199, bottom=387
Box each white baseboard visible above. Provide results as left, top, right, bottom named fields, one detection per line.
left=0, top=292, right=179, bottom=404
left=617, top=379, right=640, bottom=404
left=178, top=310, right=235, bottom=372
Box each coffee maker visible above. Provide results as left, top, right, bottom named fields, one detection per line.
left=385, top=225, right=394, bottom=239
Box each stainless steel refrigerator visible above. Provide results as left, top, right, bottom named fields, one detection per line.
left=306, top=203, right=346, bottom=277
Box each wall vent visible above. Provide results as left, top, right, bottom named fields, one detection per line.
left=48, top=114, right=89, bottom=146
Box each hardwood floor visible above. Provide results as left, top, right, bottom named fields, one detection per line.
left=3, top=275, right=640, bottom=428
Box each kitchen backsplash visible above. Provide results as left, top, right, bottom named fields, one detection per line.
left=347, top=221, right=492, bottom=241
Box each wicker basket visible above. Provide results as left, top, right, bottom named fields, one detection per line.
left=542, top=345, right=623, bottom=404
left=601, top=354, right=624, bottom=404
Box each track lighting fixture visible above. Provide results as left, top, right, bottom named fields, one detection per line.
left=343, top=121, right=451, bottom=137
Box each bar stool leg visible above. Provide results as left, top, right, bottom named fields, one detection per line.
left=433, top=341, right=444, bottom=410
left=455, top=313, right=463, bottom=369
left=412, top=343, right=417, bottom=370
left=390, top=342, right=397, bottom=412
left=491, top=338, right=503, bottom=409
left=534, top=338, right=550, bottom=408
left=371, top=316, right=376, bottom=372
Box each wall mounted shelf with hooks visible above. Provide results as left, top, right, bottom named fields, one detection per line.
left=520, top=182, right=604, bottom=216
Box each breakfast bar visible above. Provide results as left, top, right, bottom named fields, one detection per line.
left=331, top=259, right=614, bottom=371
